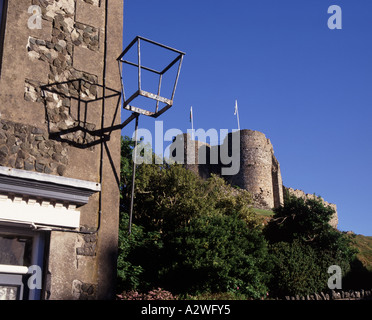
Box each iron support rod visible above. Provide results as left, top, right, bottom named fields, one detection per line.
left=160, top=54, right=181, bottom=75
left=137, top=36, right=186, bottom=55
left=137, top=38, right=141, bottom=91
left=128, top=114, right=139, bottom=235
left=121, top=60, right=162, bottom=75
left=118, top=60, right=126, bottom=101
left=171, top=54, right=184, bottom=100
left=155, top=74, right=163, bottom=113
left=117, top=36, right=139, bottom=61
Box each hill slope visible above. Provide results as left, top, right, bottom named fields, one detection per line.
left=352, top=234, right=372, bottom=271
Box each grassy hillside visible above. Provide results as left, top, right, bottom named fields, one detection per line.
left=351, top=234, right=372, bottom=271
left=252, top=208, right=274, bottom=226
left=252, top=208, right=275, bottom=217
left=254, top=207, right=372, bottom=272
left=343, top=233, right=372, bottom=289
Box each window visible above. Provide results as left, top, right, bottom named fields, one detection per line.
left=0, top=234, right=33, bottom=266
left=0, top=0, right=8, bottom=75
left=0, top=228, right=45, bottom=300
left=0, top=0, right=4, bottom=24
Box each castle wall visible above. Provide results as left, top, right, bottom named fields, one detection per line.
left=284, top=187, right=338, bottom=228
left=224, top=130, right=283, bottom=210
left=171, top=132, right=339, bottom=228
left=171, top=133, right=212, bottom=180
left=173, top=130, right=284, bottom=210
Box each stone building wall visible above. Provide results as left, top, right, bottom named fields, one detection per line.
left=0, top=119, right=69, bottom=175
left=0, top=0, right=123, bottom=299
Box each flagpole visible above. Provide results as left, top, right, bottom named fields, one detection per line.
left=190, top=106, right=194, bottom=140
left=235, top=100, right=240, bottom=130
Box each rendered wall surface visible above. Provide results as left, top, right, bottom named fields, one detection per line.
left=0, top=0, right=123, bottom=299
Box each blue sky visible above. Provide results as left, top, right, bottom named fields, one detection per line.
left=121, top=0, right=372, bottom=236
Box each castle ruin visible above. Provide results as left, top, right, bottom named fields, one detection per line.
left=172, top=129, right=338, bottom=228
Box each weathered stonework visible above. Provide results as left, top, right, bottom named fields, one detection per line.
left=173, top=130, right=284, bottom=210
left=25, top=1, right=100, bottom=152
left=76, top=225, right=98, bottom=256
left=0, top=119, right=68, bottom=175
left=83, top=0, right=100, bottom=6
left=73, top=22, right=100, bottom=51
left=225, top=130, right=284, bottom=210
left=72, top=279, right=97, bottom=300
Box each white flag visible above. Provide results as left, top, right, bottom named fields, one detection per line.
left=234, top=100, right=240, bottom=130
left=234, top=100, right=238, bottom=115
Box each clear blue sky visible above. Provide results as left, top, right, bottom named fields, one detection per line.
left=121, top=0, right=372, bottom=236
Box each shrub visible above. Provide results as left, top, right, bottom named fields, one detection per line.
left=269, top=240, right=324, bottom=296
left=265, top=193, right=357, bottom=297
left=117, top=161, right=264, bottom=296
left=162, top=213, right=271, bottom=299
left=117, top=291, right=144, bottom=300
left=145, top=288, right=177, bottom=300
left=117, top=288, right=177, bottom=300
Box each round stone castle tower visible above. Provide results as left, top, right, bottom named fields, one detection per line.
left=224, top=130, right=284, bottom=209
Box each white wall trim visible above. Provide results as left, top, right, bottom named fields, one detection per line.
left=0, top=166, right=101, bottom=206
left=0, top=166, right=100, bottom=192
left=0, top=194, right=80, bottom=229
left=0, top=264, right=29, bottom=275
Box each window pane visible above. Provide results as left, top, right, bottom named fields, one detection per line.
left=0, top=0, right=3, bottom=24
left=0, top=285, right=19, bottom=300
left=0, top=234, right=33, bottom=266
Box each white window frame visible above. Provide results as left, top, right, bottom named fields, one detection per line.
left=0, top=0, right=7, bottom=76
left=0, top=228, right=45, bottom=300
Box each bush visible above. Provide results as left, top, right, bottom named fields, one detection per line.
left=269, top=240, right=325, bottom=296
left=265, top=193, right=357, bottom=297
left=145, top=288, right=178, bottom=300
left=117, top=288, right=177, bottom=300
left=117, top=212, right=163, bottom=292
left=117, top=161, right=265, bottom=296
left=162, top=213, right=271, bottom=299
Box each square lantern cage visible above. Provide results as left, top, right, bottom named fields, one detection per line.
left=117, top=36, right=185, bottom=120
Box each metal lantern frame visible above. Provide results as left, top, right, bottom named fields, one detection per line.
left=117, top=36, right=185, bottom=234
left=117, top=36, right=185, bottom=119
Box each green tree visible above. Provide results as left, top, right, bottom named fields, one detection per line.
left=265, top=192, right=336, bottom=245
left=133, top=163, right=260, bottom=234
left=117, top=212, right=163, bottom=291
left=116, top=142, right=268, bottom=296
left=265, top=192, right=357, bottom=296
left=163, top=213, right=271, bottom=298
left=269, top=240, right=325, bottom=296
